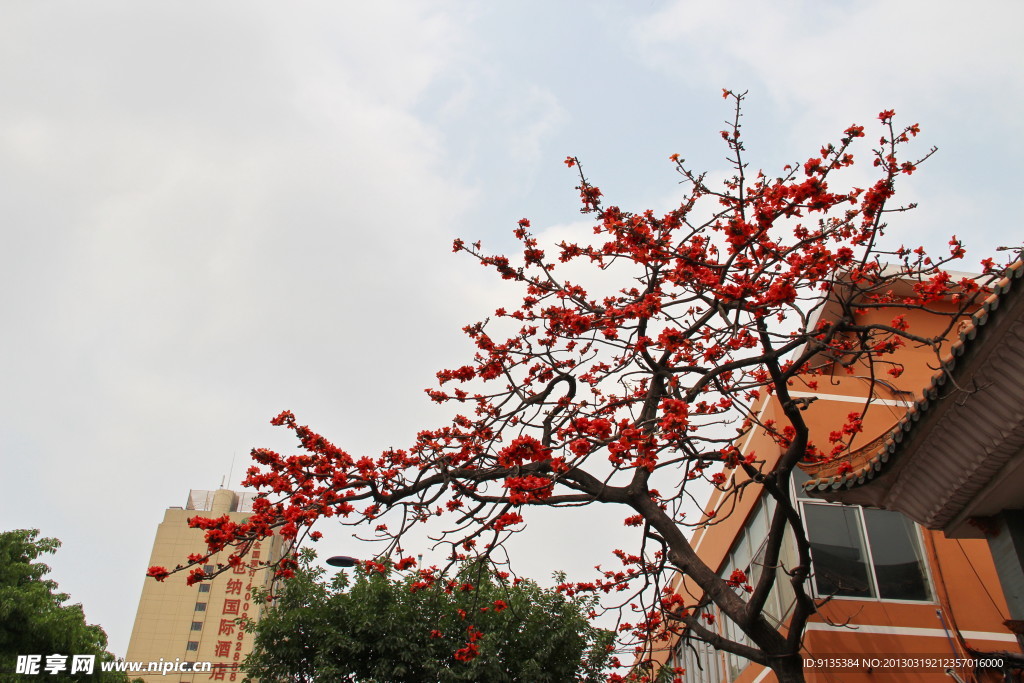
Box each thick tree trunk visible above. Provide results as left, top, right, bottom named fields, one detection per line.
left=770, top=654, right=805, bottom=683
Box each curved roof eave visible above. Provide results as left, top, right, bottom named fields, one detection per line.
left=802, top=260, right=1024, bottom=538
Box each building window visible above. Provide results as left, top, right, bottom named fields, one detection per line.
left=191, top=622, right=203, bottom=631
left=199, top=584, right=211, bottom=593
left=186, top=641, right=199, bottom=651
left=672, top=477, right=932, bottom=683
left=675, top=636, right=722, bottom=683
left=715, top=495, right=785, bottom=681
left=795, top=470, right=931, bottom=601
left=861, top=508, right=931, bottom=600
left=195, top=602, right=207, bottom=612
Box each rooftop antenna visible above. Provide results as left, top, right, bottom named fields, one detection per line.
left=227, top=452, right=237, bottom=489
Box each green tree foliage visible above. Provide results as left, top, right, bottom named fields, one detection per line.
left=0, top=529, right=131, bottom=681
left=243, top=550, right=613, bottom=682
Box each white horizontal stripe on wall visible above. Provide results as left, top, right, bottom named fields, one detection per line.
left=787, top=391, right=909, bottom=407
left=805, top=622, right=1017, bottom=643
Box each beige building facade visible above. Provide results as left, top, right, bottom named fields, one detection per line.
left=127, top=489, right=282, bottom=682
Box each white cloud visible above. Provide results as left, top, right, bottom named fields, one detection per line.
left=0, top=2, right=480, bottom=654
left=632, top=0, right=1024, bottom=137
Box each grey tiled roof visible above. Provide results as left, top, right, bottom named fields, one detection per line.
left=802, top=260, right=1024, bottom=533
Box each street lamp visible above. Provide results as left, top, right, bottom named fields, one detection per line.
left=326, top=555, right=358, bottom=568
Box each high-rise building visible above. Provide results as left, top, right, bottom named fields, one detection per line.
left=127, top=489, right=283, bottom=682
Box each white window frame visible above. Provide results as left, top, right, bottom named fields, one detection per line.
left=794, top=475, right=935, bottom=604
left=714, top=495, right=791, bottom=681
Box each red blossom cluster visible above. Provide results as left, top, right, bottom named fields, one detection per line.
left=452, top=624, right=485, bottom=662
left=488, top=511, right=524, bottom=531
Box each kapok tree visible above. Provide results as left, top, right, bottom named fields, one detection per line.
left=148, top=91, right=1006, bottom=683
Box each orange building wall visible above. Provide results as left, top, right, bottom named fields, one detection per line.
left=654, top=302, right=1020, bottom=681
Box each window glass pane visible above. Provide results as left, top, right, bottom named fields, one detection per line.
left=683, top=639, right=720, bottom=683
left=732, top=534, right=752, bottom=578
left=689, top=650, right=703, bottom=683
left=803, top=503, right=873, bottom=597
left=792, top=468, right=812, bottom=499
left=750, top=540, right=767, bottom=586
left=705, top=641, right=721, bottom=683
left=751, top=538, right=784, bottom=622
left=718, top=606, right=749, bottom=679
left=683, top=640, right=714, bottom=683
left=683, top=646, right=697, bottom=683
left=757, top=494, right=788, bottom=620
left=719, top=607, right=733, bottom=642
left=748, top=500, right=768, bottom=548
left=199, top=584, right=211, bottom=593
left=725, top=637, right=746, bottom=680
left=863, top=508, right=931, bottom=601
left=774, top=525, right=797, bottom=617
left=748, top=500, right=770, bottom=587
left=186, top=641, right=199, bottom=652
left=712, top=643, right=723, bottom=682
left=195, top=602, right=206, bottom=612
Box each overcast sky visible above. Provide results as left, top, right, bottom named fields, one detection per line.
left=1, top=1, right=1021, bottom=657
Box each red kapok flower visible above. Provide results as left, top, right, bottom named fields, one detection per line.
left=453, top=643, right=479, bottom=661
left=185, top=567, right=208, bottom=586
left=147, top=566, right=170, bottom=582
left=727, top=569, right=747, bottom=587
left=395, top=556, right=417, bottom=571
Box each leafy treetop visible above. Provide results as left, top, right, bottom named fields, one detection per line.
left=1, top=529, right=133, bottom=682
left=242, top=549, right=612, bottom=682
